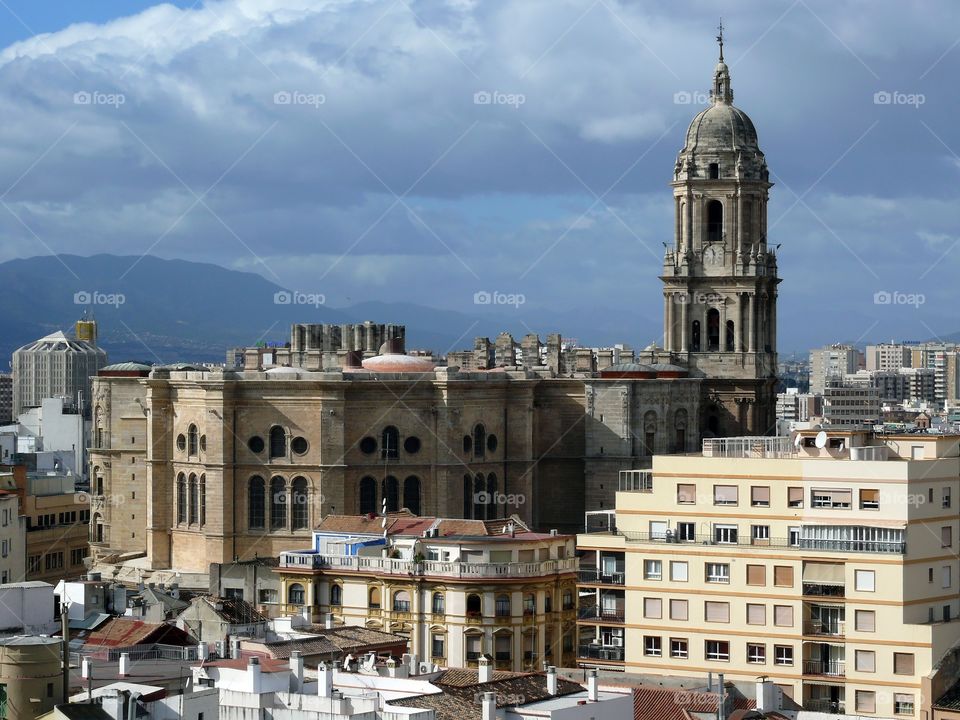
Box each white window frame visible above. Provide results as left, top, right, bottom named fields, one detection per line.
left=644, top=559, right=662, bottom=580
left=706, top=563, right=730, bottom=584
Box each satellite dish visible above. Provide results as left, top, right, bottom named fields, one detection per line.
left=814, top=431, right=828, bottom=449
left=793, top=434, right=802, bottom=448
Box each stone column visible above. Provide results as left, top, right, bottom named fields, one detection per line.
left=674, top=196, right=682, bottom=250
left=748, top=294, right=756, bottom=353
left=736, top=191, right=744, bottom=259
left=770, top=292, right=778, bottom=354
left=663, top=296, right=671, bottom=351
left=719, top=302, right=727, bottom=352
left=680, top=295, right=689, bottom=353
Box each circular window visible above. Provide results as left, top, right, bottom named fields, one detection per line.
left=487, top=434, right=498, bottom=453
left=404, top=436, right=421, bottom=454
left=248, top=436, right=265, bottom=453
left=176, top=434, right=186, bottom=451
left=359, top=436, right=377, bottom=454
left=200, top=435, right=207, bottom=452
left=463, top=435, right=472, bottom=453
left=291, top=436, right=308, bottom=455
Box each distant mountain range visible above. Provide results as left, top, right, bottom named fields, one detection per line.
left=0, top=254, right=661, bottom=365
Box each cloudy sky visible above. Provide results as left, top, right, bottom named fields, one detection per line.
left=0, top=0, right=958, bottom=354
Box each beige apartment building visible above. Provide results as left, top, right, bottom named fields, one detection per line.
left=577, top=429, right=960, bottom=718
left=276, top=513, right=579, bottom=671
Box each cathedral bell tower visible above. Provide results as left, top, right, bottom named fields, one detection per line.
left=661, top=29, right=780, bottom=434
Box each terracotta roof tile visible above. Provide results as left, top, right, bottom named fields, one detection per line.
left=82, top=618, right=190, bottom=649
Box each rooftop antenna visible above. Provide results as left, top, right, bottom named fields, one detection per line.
left=716, top=18, right=724, bottom=62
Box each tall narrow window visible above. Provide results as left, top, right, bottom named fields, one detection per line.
left=486, top=473, right=498, bottom=519
left=199, top=474, right=206, bottom=526
left=248, top=476, right=265, bottom=529
left=706, top=199, right=723, bottom=243
left=473, top=424, right=486, bottom=457
left=707, top=309, right=720, bottom=351
left=725, top=320, right=735, bottom=351
left=709, top=163, right=719, bottom=179
left=270, top=476, right=287, bottom=529
left=269, top=426, right=286, bottom=459
left=691, top=320, right=701, bottom=352
left=383, top=476, right=399, bottom=512
left=291, top=477, right=308, bottom=530
left=473, top=474, right=485, bottom=519
left=188, top=473, right=198, bottom=524
left=403, top=476, right=421, bottom=516
left=359, top=477, right=377, bottom=515
left=463, top=474, right=472, bottom=518
left=176, top=473, right=187, bottom=524
left=381, top=426, right=399, bottom=459
left=188, top=424, right=198, bottom=456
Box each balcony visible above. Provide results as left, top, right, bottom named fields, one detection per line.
left=578, top=569, right=625, bottom=585
left=802, top=583, right=845, bottom=598
left=805, top=699, right=845, bottom=713
left=279, top=552, right=578, bottom=578
left=804, top=660, right=846, bottom=678
left=578, top=644, right=624, bottom=662
left=578, top=606, right=624, bottom=623
left=619, top=470, right=652, bottom=492
left=803, top=620, right=845, bottom=638
left=599, top=531, right=905, bottom=555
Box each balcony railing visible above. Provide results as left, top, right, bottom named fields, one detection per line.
left=578, top=606, right=624, bottom=622
left=804, top=660, right=846, bottom=677
left=578, top=644, right=624, bottom=661
left=578, top=569, right=625, bottom=585
left=619, top=470, right=652, bottom=492
left=803, top=620, right=845, bottom=637
left=702, top=436, right=796, bottom=459
left=593, top=531, right=904, bottom=555
left=803, top=583, right=845, bottom=598
left=279, top=552, right=578, bottom=577
left=805, top=699, right=845, bottom=713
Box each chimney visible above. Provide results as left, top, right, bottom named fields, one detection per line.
left=707, top=672, right=713, bottom=692
left=81, top=658, right=91, bottom=679
left=197, top=644, right=208, bottom=661
left=230, top=637, right=241, bottom=659
left=290, top=650, right=304, bottom=692
left=482, top=691, right=497, bottom=720
left=407, top=653, right=419, bottom=676
left=756, top=676, right=778, bottom=713
left=318, top=662, right=333, bottom=698
left=546, top=666, right=557, bottom=695
left=386, top=658, right=398, bottom=678
left=478, top=655, right=492, bottom=683
left=587, top=668, right=598, bottom=701
left=247, top=657, right=262, bottom=694
left=717, top=673, right=725, bottom=720
left=301, top=606, right=311, bottom=623
left=118, top=652, right=130, bottom=678
left=325, top=613, right=334, bottom=629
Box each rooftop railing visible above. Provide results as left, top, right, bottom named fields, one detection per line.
left=596, top=531, right=905, bottom=555
left=279, top=552, right=578, bottom=578
left=702, top=436, right=796, bottom=459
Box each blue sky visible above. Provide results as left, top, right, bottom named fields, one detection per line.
left=0, top=0, right=958, bottom=354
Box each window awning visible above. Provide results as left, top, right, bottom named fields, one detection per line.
left=802, top=562, right=845, bottom=584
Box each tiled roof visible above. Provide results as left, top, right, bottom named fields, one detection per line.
left=82, top=618, right=189, bottom=649
left=392, top=671, right=583, bottom=720
left=256, top=625, right=406, bottom=660
left=257, top=636, right=339, bottom=659
left=433, top=668, right=526, bottom=687
left=139, top=587, right=189, bottom=613
left=202, top=596, right=268, bottom=625
left=936, top=677, right=960, bottom=709
left=202, top=657, right=290, bottom=673
left=632, top=686, right=755, bottom=720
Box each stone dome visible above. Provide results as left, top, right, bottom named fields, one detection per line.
left=683, top=98, right=760, bottom=155
left=362, top=353, right=435, bottom=373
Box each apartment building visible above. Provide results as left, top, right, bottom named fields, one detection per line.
left=822, top=383, right=881, bottom=426
left=866, top=344, right=913, bottom=372
left=577, top=431, right=960, bottom=718
left=809, top=345, right=862, bottom=395
left=276, top=513, right=579, bottom=672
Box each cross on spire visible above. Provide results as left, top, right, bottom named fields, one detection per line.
left=716, top=18, right=725, bottom=61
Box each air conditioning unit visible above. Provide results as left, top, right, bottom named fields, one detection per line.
left=610, top=637, right=623, bottom=647
left=419, top=662, right=434, bottom=674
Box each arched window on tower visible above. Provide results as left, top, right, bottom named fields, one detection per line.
left=176, top=473, right=187, bottom=524
left=249, top=476, right=265, bottom=529
left=269, top=426, right=286, bottom=459
left=291, top=477, right=308, bottom=530
left=709, top=162, right=719, bottom=179
left=473, top=424, right=485, bottom=458
left=270, top=476, right=287, bottom=529
left=403, top=476, right=421, bottom=516
left=486, top=474, right=498, bottom=519
left=199, top=474, right=206, bottom=526
left=381, top=427, right=399, bottom=459
left=188, top=424, right=198, bottom=456
left=707, top=308, right=720, bottom=352
left=359, top=477, right=377, bottom=515
left=188, top=473, right=198, bottom=525
left=726, top=320, right=735, bottom=351
left=674, top=409, right=688, bottom=453
left=473, top=474, right=485, bottom=520
left=383, top=476, right=399, bottom=512
left=463, top=475, right=472, bottom=518
left=706, top=199, right=723, bottom=244
left=643, top=411, right=657, bottom=456
left=691, top=320, right=701, bottom=352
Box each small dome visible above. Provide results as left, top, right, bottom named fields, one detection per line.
left=101, top=362, right=152, bottom=372
left=605, top=362, right=653, bottom=373
left=265, top=366, right=301, bottom=376
left=683, top=102, right=759, bottom=155
left=362, top=354, right=435, bottom=373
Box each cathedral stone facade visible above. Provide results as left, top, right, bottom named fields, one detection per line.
left=88, top=49, right=778, bottom=575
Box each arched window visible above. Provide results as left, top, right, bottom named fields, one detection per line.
left=495, top=594, right=510, bottom=617
left=269, top=426, right=286, bottom=459
left=94, top=467, right=102, bottom=495
left=466, top=593, right=482, bottom=617
left=383, top=476, right=399, bottom=512
left=393, top=590, right=411, bottom=612
left=359, top=477, right=377, bottom=515
left=432, top=592, right=445, bottom=614
left=463, top=475, right=472, bottom=518
left=707, top=308, right=720, bottom=351
left=291, top=477, right=308, bottom=530
left=726, top=319, right=735, bottom=351
left=188, top=473, right=198, bottom=525
left=709, top=162, right=719, bottom=179
left=462, top=435, right=472, bottom=454
left=674, top=409, right=688, bottom=453
left=270, top=476, right=286, bottom=529
left=199, top=474, right=206, bottom=526
left=643, top=410, right=657, bottom=456
left=707, top=199, right=723, bottom=243
left=330, top=584, right=342, bottom=606
left=473, top=424, right=485, bottom=457
left=176, top=473, right=186, bottom=524
left=523, top=593, right=536, bottom=615
left=369, top=586, right=381, bottom=609
left=403, top=476, right=421, bottom=516
left=249, top=476, right=265, bottom=528
left=93, top=514, right=104, bottom=543
left=691, top=320, right=701, bottom=352
left=188, top=424, right=198, bottom=456
left=288, top=583, right=305, bottom=606
left=473, top=474, right=485, bottom=520
left=486, top=474, right=498, bottom=519
left=381, top=426, right=399, bottom=459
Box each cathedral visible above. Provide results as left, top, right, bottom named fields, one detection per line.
left=87, top=44, right=779, bottom=575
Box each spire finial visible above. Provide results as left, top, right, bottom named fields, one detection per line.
left=716, top=18, right=724, bottom=62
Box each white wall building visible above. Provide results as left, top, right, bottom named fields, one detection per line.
left=0, top=581, right=58, bottom=635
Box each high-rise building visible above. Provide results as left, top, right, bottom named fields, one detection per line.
left=865, top=343, right=912, bottom=372
left=0, top=373, right=11, bottom=424
left=11, top=322, right=107, bottom=418
left=809, top=344, right=862, bottom=395
left=577, top=429, right=960, bottom=717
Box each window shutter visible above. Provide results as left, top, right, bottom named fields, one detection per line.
left=774, top=566, right=794, bottom=587
left=774, top=605, right=793, bottom=627
left=677, top=484, right=696, bottom=503
left=894, top=653, right=915, bottom=675
left=644, top=598, right=662, bottom=619
left=746, top=603, right=766, bottom=625
left=705, top=601, right=729, bottom=623
left=714, top=485, right=738, bottom=504
left=855, top=650, right=875, bottom=672
left=670, top=599, right=688, bottom=620
left=746, top=565, right=766, bottom=586
left=856, top=691, right=876, bottom=713
left=855, top=610, right=876, bottom=632
left=788, top=487, right=803, bottom=505
left=751, top=486, right=770, bottom=504
left=943, top=526, right=953, bottom=547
